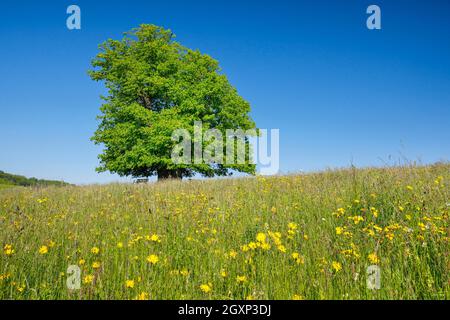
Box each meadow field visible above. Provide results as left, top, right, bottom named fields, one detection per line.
left=0, top=163, right=449, bottom=300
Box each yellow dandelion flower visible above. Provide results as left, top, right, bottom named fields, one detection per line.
left=150, top=234, right=161, bottom=242
left=83, top=275, right=94, bottom=284
left=368, top=253, right=380, bottom=264
left=91, top=247, right=100, bottom=254
left=220, top=270, right=227, bottom=278
left=126, top=280, right=135, bottom=288
left=229, top=250, right=238, bottom=258
left=236, top=275, right=247, bottom=283
left=135, top=292, right=149, bottom=300
left=292, top=294, right=304, bottom=300
left=277, top=245, right=286, bottom=253
left=39, top=246, right=48, bottom=255
left=200, top=283, right=212, bottom=293
left=331, top=261, right=342, bottom=272
left=117, top=242, right=123, bottom=248
left=146, top=254, right=159, bottom=265
left=3, top=244, right=14, bottom=256
left=288, top=222, right=298, bottom=230
left=92, top=261, right=101, bottom=269
left=256, top=232, right=266, bottom=243
left=335, top=227, right=343, bottom=235
left=79, top=259, right=85, bottom=265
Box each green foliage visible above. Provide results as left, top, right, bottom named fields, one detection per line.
left=89, top=24, right=256, bottom=179
left=0, top=170, right=69, bottom=187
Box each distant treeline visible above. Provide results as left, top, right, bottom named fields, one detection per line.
left=0, top=170, right=70, bottom=187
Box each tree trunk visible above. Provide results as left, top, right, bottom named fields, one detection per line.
left=157, top=169, right=183, bottom=181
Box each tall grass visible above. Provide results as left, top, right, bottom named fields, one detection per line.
left=0, top=163, right=448, bottom=299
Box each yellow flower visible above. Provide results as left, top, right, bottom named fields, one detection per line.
left=331, top=261, right=342, bottom=273
left=200, top=283, right=212, bottom=293
left=146, top=254, right=159, bottom=265
left=368, top=253, right=380, bottom=264
left=288, top=222, right=298, bottom=230
left=292, top=294, right=304, bottom=300
left=386, top=233, right=394, bottom=241
left=91, top=247, right=100, bottom=254
left=150, top=234, right=161, bottom=242
left=335, top=227, right=343, bottom=235
left=117, top=242, right=123, bottom=248
left=229, top=250, right=238, bottom=258
left=39, top=246, right=48, bottom=255
left=135, top=292, right=149, bottom=300
left=83, top=275, right=94, bottom=284
left=79, top=259, right=86, bottom=265
left=126, top=280, right=135, bottom=288
left=220, top=270, right=227, bottom=278
left=292, top=252, right=305, bottom=265
left=92, top=261, right=101, bottom=269
left=277, top=245, right=286, bottom=253
left=3, top=244, right=14, bottom=256
left=271, top=206, right=277, bottom=214
left=180, top=269, right=189, bottom=277
left=246, top=295, right=254, bottom=300
left=236, top=275, right=247, bottom=283
left=406, top=185, right=414, bottom=191
left=256, top=232, right=266, bottom=243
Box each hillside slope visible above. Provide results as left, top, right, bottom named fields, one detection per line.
left=0, top=163, right=448, bottom=299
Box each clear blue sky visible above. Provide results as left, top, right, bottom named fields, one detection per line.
left=0, top=0, right=449, bottom=184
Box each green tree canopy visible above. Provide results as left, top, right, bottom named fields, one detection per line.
left=89, top=24, right=256, bottom=180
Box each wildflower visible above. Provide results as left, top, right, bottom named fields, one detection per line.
left=331, top=261, right=342, bottom=273
left=149, top=234, right=161, bottom=242
left=248, top=242, right=257, bottom=250
left=180, top=269, right=189, bottom=277
left=83, top=275, right=94, bottom=284
left=277, top=245, right=287, bottom=253
left=368, top=253, right=380, bottom=264
left=126, top=280, right=135, bottom=288
left=229, top=250, right=238, bottom=258
left=236, top=275, right=247, bottom=283
left=292, top=294, right=304, bottom=300
left=335, top=227, right=343, bottom=235
left=91, top=247, right=100, bottom=255
left=256, top=232, right=266, bottom=243
left=92, top=261, right=101, bottom=269
left=246, top=295, right=254, bottom=300
left=370, top=207, right=379, bottom=218
left=288, top=222, right=298, bottom=230
left=3, top=244, right=14, bottom=256
left=200, top=283, right=212, bottom=293
left=271, top=207, right=277, bottom=214
left=79, top=259, right=86, bottom=265
left=117, top=242, right=123, bottom=248
left=146, top=254, right=159, bottom=265
left=220, top=270, right=227, bottom=278
left=292, top=252, right=305, bottom=265
left=406, top=185, right=414, bottom=191
left=39, top=246, right=48, bottom=255
left=135, top=292, right=149, bottom=300
left=386, top=233, right=394, bottom=241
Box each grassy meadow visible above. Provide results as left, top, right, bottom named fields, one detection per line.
left=0, top=163, right=449, bottom=300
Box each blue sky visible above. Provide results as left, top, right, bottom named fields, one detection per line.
left=0, top=0, right=449, bottom=184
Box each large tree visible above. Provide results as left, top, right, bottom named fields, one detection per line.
left=89, top=24, right=256, bottom=180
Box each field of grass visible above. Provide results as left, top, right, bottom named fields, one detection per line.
left=0, top=163, right=449, bottom=300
